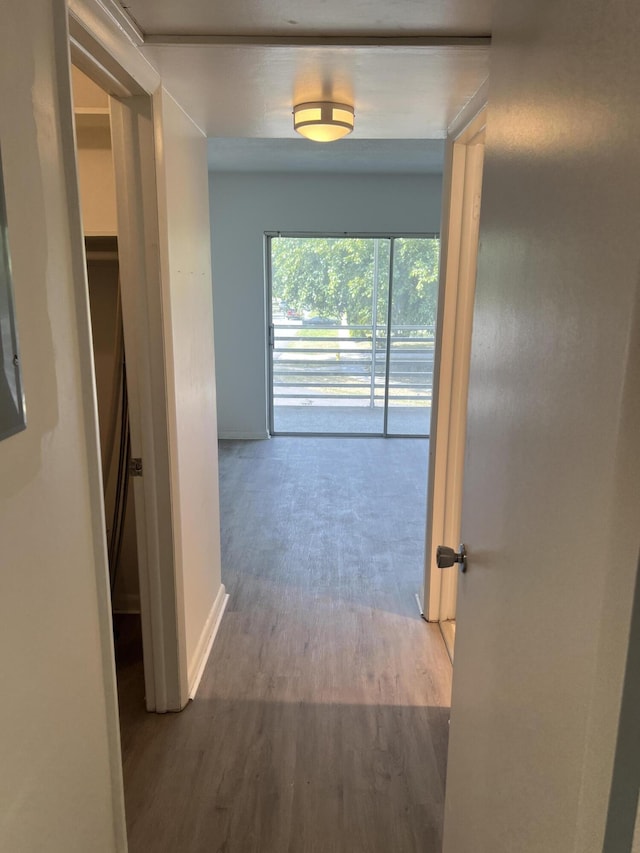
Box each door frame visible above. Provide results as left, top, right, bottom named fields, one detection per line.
left=422, top=84, right=488, bottom=624
left=68, top=1, right=186, bottom=711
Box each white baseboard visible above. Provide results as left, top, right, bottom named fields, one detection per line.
left=188, top=584, right=229, bottom=700
left=218, top=430, right=269, bottom=440
left=112, top=593, right=141, bottom=615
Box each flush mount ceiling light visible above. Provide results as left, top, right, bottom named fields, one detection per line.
left=293, top=101, right=355, bottom=142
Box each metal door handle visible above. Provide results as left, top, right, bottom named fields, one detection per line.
left=436, top=544, right=467, bottom=573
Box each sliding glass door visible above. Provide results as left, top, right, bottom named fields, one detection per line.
left=385, top=237, right=439, bottom=436
left=268, top=234, right=439, bottom=437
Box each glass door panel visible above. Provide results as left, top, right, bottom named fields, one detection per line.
left=385, top=237, right=440, bottom=436
left=271, top=237, right=389, bottom=435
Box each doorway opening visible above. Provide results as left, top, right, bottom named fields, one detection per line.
left=85, top=237, right=138, bottom=608
left=71, top=66, right=141, bottom=636
left=85, top=235, right=146, bottom=690
left=71, top=66, right=145, bottom=695
left=267, top=234, right=440, bottom=436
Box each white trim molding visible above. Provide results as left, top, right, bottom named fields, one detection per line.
left=218, top=431, right=270, bottom=440
left=70, top=0, right=144, bottom=46
left=188, top=586, right=229, bottom=700
left=68, top=0, right=160, bottom=97
left=54, top=8, right=128, bottom=847
left=110, top=95, right=185, bottom=713
left=423, top=83, right=488, bottom=623
left=145, top=34, right=491, bottom=48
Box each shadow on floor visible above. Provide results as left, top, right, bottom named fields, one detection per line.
left=118, top=653, right=450, bottom=853
left=115, top=437, right=452, bottom=853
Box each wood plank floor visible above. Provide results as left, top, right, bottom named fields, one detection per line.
left=117, top=437, right=452, bottom=853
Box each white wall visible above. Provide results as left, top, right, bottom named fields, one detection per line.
left=72, top=67, right=117, bottom=236
left=209, top=172, right=442, bottom=438
left=0, top=2, right=125, bottom=851
left=156, top=89, right=226, bottom=696
left=442, top=0, right=640, bottom=850
left=76, top=123, right=118, bottom=236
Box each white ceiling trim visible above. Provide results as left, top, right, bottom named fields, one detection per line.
left=144, top=35, right=491, bottom=47
left=70, top=0, right=144, bottom=47
left=68, top=0, right=160, bottom=95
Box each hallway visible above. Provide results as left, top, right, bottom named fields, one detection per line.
left=118, top=438, right=452, bottom=852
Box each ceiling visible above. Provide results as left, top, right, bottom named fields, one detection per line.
left=144, top=43, right=489, bottom=140
left=116, top=0, right=491, bottom=165
left=122, top=0, right=493, bottom=38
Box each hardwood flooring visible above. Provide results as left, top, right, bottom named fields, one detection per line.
left=117, top=437, right=452, bottom=853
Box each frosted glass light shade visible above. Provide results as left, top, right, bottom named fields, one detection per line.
left=293, top=101, right=355, bottom=142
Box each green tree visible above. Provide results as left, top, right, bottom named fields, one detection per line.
left=391, top=238, right=440, bottom=328
left=271, top=236, right=439, bottom=330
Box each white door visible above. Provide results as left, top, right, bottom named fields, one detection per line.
left=441, top=1, right=640, bottom=848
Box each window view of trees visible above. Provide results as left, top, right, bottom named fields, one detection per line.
left=271, top=236, right=440, bottom=329
left=270, top=236, right=440, bottom=435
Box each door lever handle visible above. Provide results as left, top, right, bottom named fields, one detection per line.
left=436, top=544, right=467, bottom=573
